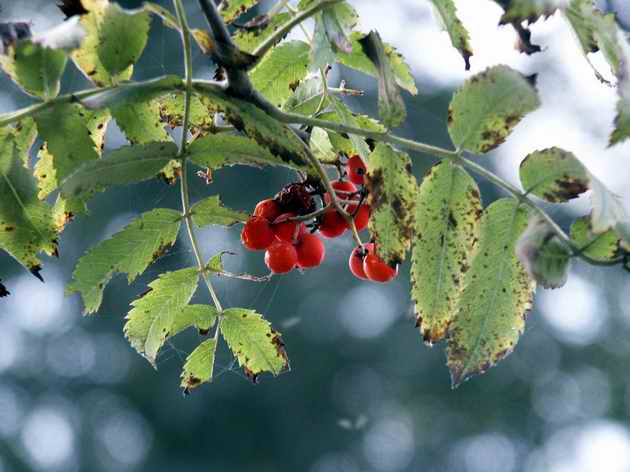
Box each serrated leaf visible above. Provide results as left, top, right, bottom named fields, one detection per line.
left=67, top=208, right=182, bottom=314
left=60, top=141, right=178, bottom=201
left=322, top=3, right=356, bottom=53
left=330, top=97, right=372, bottom=159
left=124, top=267, right=200, bottom=365
left=412, top=160, right=482, bottom=343
left=495, top=0, right=561, bottom=24
left=111, top=100, right=171, bottom=145
left=336, top=31, right=418, bottom=95
left=34, top=103, right=101, bottom=199
left=0, top=40, right=67, bottom=99
left=358, top=31, right=406, bottom=128
left=429, top=0, right=473, bottom=70
left=82, top=75, right=182, bottom=109
left=366, top=143, right=416, bottom=266
left=0, top=132, right=57, bottom=274
left=571, top=215, right=621, bottom=262
left=234, top=13, right=292, bottom=54
left=10, top=118, right=37, bottom=166
left=448, top=65, right=540, bottom=154
left=157, top=92, right=215, bottom=131
left=188, top=134, right=309, bottom=172
left=311, top=13, right=337, bottom=71
left=180, top=339, right=217, bottom=392
left=447, top=199, right=535, bottom=387
left=519, top=147, right=590, bottom=202
left=516, top=214, right=571, bottom=289
left=607, top=27, right=630, bottom=145
left=170, top=305, right=218, bottom=338
left=220, top=308, right=288, bottom=380
left=250, top=41, right=311, bottom=107
left=221, top=0, right=259, bottom=24
left=191, top=195, right=248, bottom=227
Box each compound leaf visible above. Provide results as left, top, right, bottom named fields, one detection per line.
left=447, top=198, right=534, bottom=387
left=448, top=65, right=540, bottom=153
left=124, top=267, right=200, bottom=366
left=412, top=161, right=482, bottom=344
left=67, top=208, right=182, bottom=314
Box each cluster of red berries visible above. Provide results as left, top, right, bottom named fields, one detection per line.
left=240, top=155, right=398, bottom=283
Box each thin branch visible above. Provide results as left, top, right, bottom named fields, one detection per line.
left=290, top=203, right=332, bottom=222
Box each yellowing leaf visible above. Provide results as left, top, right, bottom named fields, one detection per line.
left=181, top=339, right=217, bottom=393
left=571, top=215, right=621, bottom=262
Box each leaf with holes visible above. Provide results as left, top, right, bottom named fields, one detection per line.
left=67, top=208, right=182, bottom=314
left=250, top=41, right=311, bottom=107
left=191, top=196, right=249, bottom=227
left=571, top=215, right=622, bottom=262
left=448, top=65, right=540, bottom=153
left=124, top=267, right=200, bottom=366
left=447, top=198, right=534, bottom=387
left=519, top=147, right=590, bottom=203
left=429, top=0, right=473, bottom=70
left=220, top=308, right=289, bottom=381
left=181, top=339, right=217, bottom=393
left=59, top=142, right=178, bottom=202
left=412, top=161, right=482, bottom=344
left=0, top=132, right=57, bottom=277
left=366, top=143, right=417, bottom=267
left=516, top=214, right=571, bottom=289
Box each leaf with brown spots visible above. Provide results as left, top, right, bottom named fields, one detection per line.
left=519, top=147, right=590, bottom=203
left=429, top=0, right=473, bottom=69
left=66, top=208, right=182, bottom=314
left=221, top=0, right=260, bottom=25
left=181, top=339, right=217, bottom=394
left=448, top=65, right=540, bottom=154
left=220, top=308, right=289, bottom=379
left=412, top=161, right=482, bottom=344
left=124, top=267, right=200, bottom=367
left=366, top=143, right=417, bottom=267
left=447, top=198, right=535, bottom=387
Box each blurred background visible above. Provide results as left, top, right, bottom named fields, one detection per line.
left=2, top=0, right=630, bottom=471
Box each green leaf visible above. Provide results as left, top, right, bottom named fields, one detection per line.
left=366, top=143, right=417, bottom=266
left=604, top=25, right=630, bottom=145
left=124, top=267, right=200, bottom=366
left=447, top=198, right=534, bottom=387
left=233, top=13, right=292, bottom=54
left=321, top=3, right=357, bottom=52
left=448, top=65, right=540, bottom=153
left=221, top=0, right=259, bottom=24
left=495, top=0, right=560, bottom=24
left=516, top=215, right=571, bottom=289
left=590, top=176, right=630, bottom=249
left=571, top=215, right=621, bottom=262
left=111, top=100, right=171, bottom=145
left=72, top=0, right=149, bottom=86
left=0, top=40, right=67, bottom=99
left=97, top=4, right=150, bottom=76
left=0, top=132, right=57, bottom=275
left=180, top=339, right=217, bottom=393
left=336, top=32, right=418, bottom=95
left=170, top=305, right=219, bottom=338
left=33, top=103, right=101, bottom=198
left=329, top=97, right=373, bottom=159
left=191, top=195, right=249, bottom=227
left=9, top=118, right=37, bottom=166
left=157, top=92, right=215, bottom=131
left=60, top=141, right=178, bottom=201
left=220, top=308, right=289, bottom=380
left=358, top=31, right=406, bottom=128
left=282, top=75, right=326, bottom=115
left=250, top=41, right=311, bottom=107
left=311, top=13, right=337, bottom=71
left=188, top=134, right=310, bottom=172
left=412, top=161, right=482, bottom=343
left=81, top=75, right=182, bottom=109
left=429, top=0, right=473, bottom=70
left=309, top=127, right=337, bottom=164
left=67, top=208, right=182, bottom=314
left=518, top=147, right=590, bottom=202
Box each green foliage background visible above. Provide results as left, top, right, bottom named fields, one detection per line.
left=1, top=1, right=629, bottom=471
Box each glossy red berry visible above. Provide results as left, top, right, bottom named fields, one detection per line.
left=265, top=240, right=298, bottom=274
left=319, top=208, right=347, bottom=238
left=348, top=204, right=370, bottom=231
left=254, top=198, right=282, bottom=222
left=363, top=246, right=398, bottom=283
left=349, top=245, right=370, bottom=280
left=241, top=216, right=275, bottom=251
left=324, top=180, right=358, bottom=205
left=272, top=213, right=306, bottom=243
left=347, top=155, right=367, bottom=186
left=296, top=233, right=325, bottom=268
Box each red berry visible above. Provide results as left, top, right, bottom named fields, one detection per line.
left=254, top=199, right=282, bottom=222
left=265, top=240, right=298, bottom=274
left=319, top=208, right=347, bottom=238
left=347, top=155, right=367, bottom=186
left=349, top=245, right=370, bottom=280
left=272, top=213, right=306, bottom=243
left=296, top=234, right=325, bottom=268
left=324, top=180, right=358, bottom=205
left=363, top=246, right=398, bottom=283
left=241, top=216, right=275, bottom=251
left=348, top=204, right=370, bottom=231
